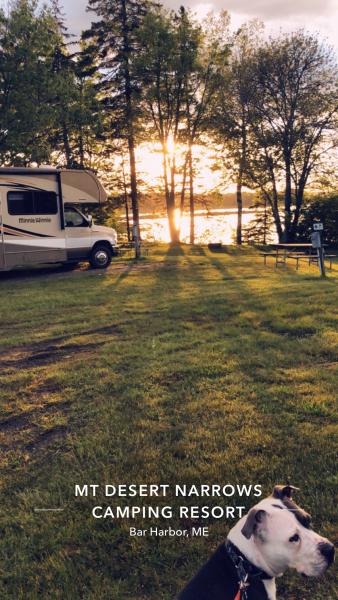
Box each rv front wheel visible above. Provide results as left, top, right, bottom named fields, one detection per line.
left=89, top=244, right=112, bottom=269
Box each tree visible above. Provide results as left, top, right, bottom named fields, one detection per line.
left=297, top=195, right=338, bottom=247
left=137, top=8, right=186, bottom=243
left=179, top=9, right=227, bottom=244
left=45, top=4, right=102, bottom=169
left=137, top=7, right=222, bottom=244
left=0, top=0, right=63, bottom=164
left=246, top=31, right=338, bottom=242
left=242, top=194, right=275, bottom=245
left=0, top=0, right=98, bottom=168
left=213, top=19, right=262, bottom=245
left=83, top=0, right=153, bottom=257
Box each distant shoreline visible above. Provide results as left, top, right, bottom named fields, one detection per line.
left=134, top=208, right=255, bottom=220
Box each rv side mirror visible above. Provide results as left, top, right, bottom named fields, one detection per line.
left=87, top=215, right=93, bottom=227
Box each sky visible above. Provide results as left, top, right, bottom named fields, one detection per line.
left=60, top=0, right=338, bottom=50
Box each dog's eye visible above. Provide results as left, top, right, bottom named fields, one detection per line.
left=289, top=534, right=300, bottom=543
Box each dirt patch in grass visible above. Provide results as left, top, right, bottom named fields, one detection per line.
left=25, top=424, right=68, bottom=451
left=0, top=400, right=71, bottom=433
left=266, top=325, right=318, bottom=338
left=0, top=324, right=121, bottom=367
left=0, top=342, right=98, bottom=371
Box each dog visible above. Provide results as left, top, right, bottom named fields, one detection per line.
left=178, top=485, right=335, bottom=600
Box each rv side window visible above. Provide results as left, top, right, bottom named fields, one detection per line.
left=64, top=207, right=88, bottom=227
left=34, top=192, right=58, bottom=214
left=7, top=191, right=58, bottom=215
left=7, top=191, right=34, bottom=215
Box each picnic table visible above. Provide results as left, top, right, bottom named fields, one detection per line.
left=261, top=243, right=335, bottom=270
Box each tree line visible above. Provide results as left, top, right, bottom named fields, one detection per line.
left=0, top=0, right=337, bottom=245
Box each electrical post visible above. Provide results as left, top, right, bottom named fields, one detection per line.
left=311, top=222, right=325, bottom=277
left=132, top=223, right=141, bottom=259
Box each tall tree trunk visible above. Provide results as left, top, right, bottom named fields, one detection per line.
left=180, top=154, right=188, bottom=213
left=162, top=143, right=179, bottom=243
left=128, top=134, right=140, bottom=254
left=121, top=0, right=140, bottom=258
left=125, top=195, right=131, bottom=241
left=290, top=183, right=305, bottom=240
left=284, top=155, right=292, bottom=242
left=78, top=80, right=85, bottom=168
left=236, top=178, right=243, bottom=245
left=122, top=160, right=131, bottom=241
left=188, top=145, right=194, bottom=244
left=271, top=192, right=283, bottom=243
left=62, top=122, right=72, bottom=167
left=78, top=132, right=84, bottom=168
left=177, top=151, right=189, bottom=239
left=265, top=152, right=284, bottom=242
left=263, top=197, right=267, bottom=245
left=236, top=117, right=247, bottom=245
left=169, top=159, right=179, bottom=244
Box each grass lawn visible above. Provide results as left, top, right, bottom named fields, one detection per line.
left=0, top=245, right=337, bottom=599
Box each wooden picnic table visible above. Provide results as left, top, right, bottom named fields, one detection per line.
left=261, top=243, right=335, bottom=270
left=274, top=244, right=314, bottom=268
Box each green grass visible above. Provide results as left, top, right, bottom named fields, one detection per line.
left=0, top=245, right=337, bottom=600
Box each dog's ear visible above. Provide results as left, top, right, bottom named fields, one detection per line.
left=272, top=485, right=312, bottom=528
left=241, top=508, right=267, bottom=539
left=272, top=485, right=299, bottom=499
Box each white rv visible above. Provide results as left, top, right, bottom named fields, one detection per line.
left=0, top=167, right=118, bottom=271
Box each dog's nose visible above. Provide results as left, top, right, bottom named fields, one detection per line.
left=319, top=542, right=335, bottom=566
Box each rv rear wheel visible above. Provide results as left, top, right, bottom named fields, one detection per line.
left=89, top=244, right=112, bottom=269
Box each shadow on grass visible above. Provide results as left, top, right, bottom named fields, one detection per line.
left=1, top=243, right=336, bottom=600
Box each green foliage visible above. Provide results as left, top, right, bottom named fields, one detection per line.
left=0, top=1, right=337, bottom=243
left=82, top=0, right=152, bottom=142
left=242, top=196, right=275, bottom=245
left=245, top=32, right=337, bottom=241
left=0, top=0, right=100, bottom=167
left=0, top=0, right=60, bottom=163
left=297, top=195, right=338, bottom=247
left=136, top=6, right=227, bottom=242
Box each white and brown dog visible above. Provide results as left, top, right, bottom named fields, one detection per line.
left=178, top=485, right=335, bottom=600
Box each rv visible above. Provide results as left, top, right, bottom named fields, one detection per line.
left=0, top=167, right=118, bottom=271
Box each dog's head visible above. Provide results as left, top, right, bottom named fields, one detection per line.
left=240, top=485, right=335, bottom=577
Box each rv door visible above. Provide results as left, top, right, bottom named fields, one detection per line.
left=0, top=198, right=5, bottom=270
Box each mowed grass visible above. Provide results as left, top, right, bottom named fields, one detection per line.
left=0, top=245, right=337, bottom=600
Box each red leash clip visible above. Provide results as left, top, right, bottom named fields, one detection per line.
left=234, top=578, right=249, bottom=600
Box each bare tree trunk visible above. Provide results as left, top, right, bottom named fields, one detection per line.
left=188, top=146, right=195, bottom=244
left=236, top=117, right=247, bottom=245
left=78, top=135, right=84, bottom=168
left=121, top=0, right=140, bottom=258
left=284, top=155, right=292, bottom=242
left=162, top=144, right=179, bottom=243
left=176, top=153, right=188, bottom=239
left=236, top=178, right=243, bottom=245
left=78, top=80, right=85, bottom=168
left=170, top=159, right=179, bottom=244
left=62, top=123, right=72, bottom=167
left=122, top=160, right=131, bottom=241
left=290, top=180, right=306, bottom=240
left=125, top=196, right=131, bottom=241
left=180, top=155, right=188, bottom=213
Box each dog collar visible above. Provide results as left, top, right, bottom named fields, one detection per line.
left=225, top=541, right=272, bottom=600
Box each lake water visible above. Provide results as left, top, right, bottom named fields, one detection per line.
left=138, top=208, right=276, bottom=244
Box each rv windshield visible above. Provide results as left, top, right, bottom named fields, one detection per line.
left=65, top=206, right=90, bottom=228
